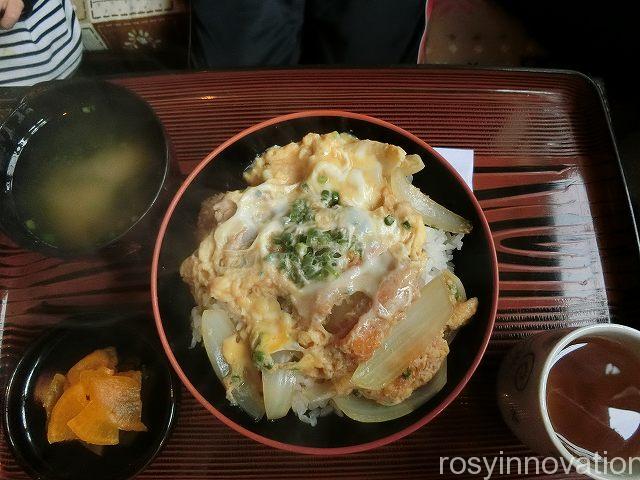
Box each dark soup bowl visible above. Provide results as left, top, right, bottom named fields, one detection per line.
left=151, top=111, right=498, bottom=455
left=0, top=79, right=171, bottom=257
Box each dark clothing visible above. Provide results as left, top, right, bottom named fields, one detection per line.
left=191, top=0, right=425, bottom=67
left=19, top=0, right=34, bottom=21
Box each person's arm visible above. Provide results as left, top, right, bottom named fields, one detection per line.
left=1, top=0, right=33, bottom=29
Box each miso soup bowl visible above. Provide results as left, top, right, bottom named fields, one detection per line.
left=151, top=111, right=499, bottom=454
left=0, top=79, right=173, bottom=258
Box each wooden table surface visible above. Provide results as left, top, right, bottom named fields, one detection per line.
left=1, top=67, right=639, bottom=479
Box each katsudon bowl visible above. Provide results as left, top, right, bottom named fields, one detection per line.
left=151, top=111, right=498, bottom=454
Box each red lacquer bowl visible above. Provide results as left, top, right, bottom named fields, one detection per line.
left=151, top=111, right=498, bottom=455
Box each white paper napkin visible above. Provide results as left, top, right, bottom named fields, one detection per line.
left=434, top=147, right=474, bottom=190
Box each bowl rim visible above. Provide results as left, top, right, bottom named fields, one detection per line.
left=151, top=110, right=499, bottom=455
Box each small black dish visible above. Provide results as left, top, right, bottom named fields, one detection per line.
left=3, top=314, right=180, bottom=480
left=0, top=79, right=173, bottom=258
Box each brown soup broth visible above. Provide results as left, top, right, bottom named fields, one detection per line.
left=12, top=110, right=163, bottom=251
left=546, top=335, right=640, bottom=460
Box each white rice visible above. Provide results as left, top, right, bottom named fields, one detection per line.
left=290, top=376, right=336, bottom=426
left=291, top=397, right=334, bottom=427
left=422, top=227, right=464, bottom=284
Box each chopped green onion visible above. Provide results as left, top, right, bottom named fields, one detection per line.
left=265, top=253, right=278, bottom=263
left=317, top=174, right=328, bottom=184
left=252, top=349, right=273, bottom=370
left=402, top=220, right=412, bottom=230
left=274, top=231, right=294, bottom=249
left=267, top=223, right=357, bottom=287
left=402, top=368, right=412, bottom=379
left=285, top=199, right=314, bottom=224
left=321, top=189, right=340, bottom=207
left=384, top=215, right=395, bottom=226
left=295, top=243, right=308, bottom=257
left=25, top=219, right=36, bottom=231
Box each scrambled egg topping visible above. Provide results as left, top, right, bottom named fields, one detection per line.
left=181, top=132, right=468, bottom=405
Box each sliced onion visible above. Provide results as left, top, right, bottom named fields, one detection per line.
left=201, top=305, right=265, bottom=421
left=301, top=381, right=334, bottom=410
left=391, top=170, right=471, bottom=234
left=401, top=154, right=425, bottom=175
left=262, top=369, right=296, bottom=420
left=270, top=351, right=295, bottom=364
left=449, top=272, right=467, bottom=301
left=351, top=271, right=458, bottom=390
left=230, top=380, right=265, bottom=421
left=200, top=306, right=236, bottom=380
left=334, top=362, right=447, bottom=423
left=270, top=344, right=304, bottom=365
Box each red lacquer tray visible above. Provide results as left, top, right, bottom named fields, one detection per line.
left=1, top=67, right=639, bottom=479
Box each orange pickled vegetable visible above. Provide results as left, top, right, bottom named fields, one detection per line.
left=37, top=373, right=67, bottom=419
left=78, top=367, right=115, bottom=389
left=47, top=383, right=89, bottom=443
left=118, top=370, right=142, bottom=387
left=67, top=401, right=119, bottom=445
left=41, top=347, right=146, bottom=447
left=66, top=347, right=118, bottom=385
left=83, top=372, right=146, bottom=432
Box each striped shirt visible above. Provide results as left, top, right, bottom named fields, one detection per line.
left=0, top=0, right=82, bottom=86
